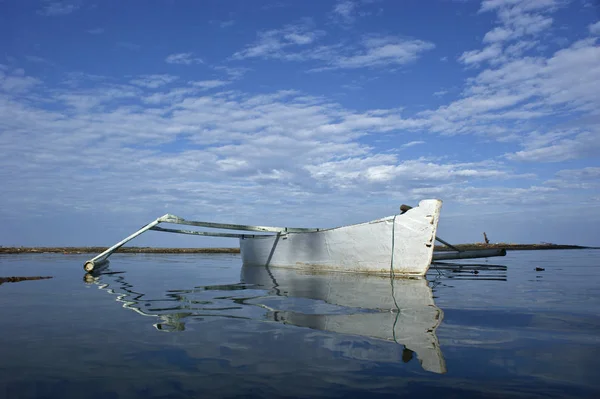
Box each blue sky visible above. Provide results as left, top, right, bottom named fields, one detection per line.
left=1, top=0, right=599, bottom=247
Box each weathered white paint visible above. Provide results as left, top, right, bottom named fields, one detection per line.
left=241, top=265, right=446, bottom=374
left=240, top=199, right=443, bottom=276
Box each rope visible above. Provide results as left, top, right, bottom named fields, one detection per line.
left=390, top=214, right=397, bottom=279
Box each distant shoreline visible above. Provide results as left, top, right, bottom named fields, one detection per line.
left=0, top=243, right=595, bottom=254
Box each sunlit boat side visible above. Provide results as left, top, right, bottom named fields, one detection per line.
left=239, top=199, right=442, bottom=276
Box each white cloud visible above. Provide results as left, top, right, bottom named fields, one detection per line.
left=213, top=66, right=249, bottom=80
left=459, top=44, right=503, bottom=65
left=589, top=21, right=600, bottom=36
left=130, top=74, right=179, bottom=89
left=233, top=21, right=434, bottom=70
left=305, top=157, right=525, bottom=189
left=325, top=35, right=435, bottom=70
left=540, top=38, right=600, bottom=112
left=189, top=80, right=231, bottom=90
left=419, top=91, right=531, bottom=135
left=331, top=0, right=379, bottom=25
left=141, top=87, right=198, bottom=105
left=483, top=27, right=514, bottom=43
left=0, top=68, right=41, bottom=93
left=420, top=184, right=558, bottom=206
left=506, top=130, right=600, bottom=162
left=423, top=37, right=600, bottom=144
left=333, top=1, right=357, bottom=24
left=1, top=57, right=596, bottom=246
left=504, top=40, right=538, bottom=57
left=5, top=70, right=520, bottom=230
left=546, top=167, right=600, bottom=189
left=59, top=71, right=107, bottom=88
left=165, top=53, right=204, bottom=65
left=55, top=84, right=142, bottom=111
left=401, top=140, right=425, bottom=148
left=479, top=0, right=559, bottom=13
left=232, top=22, right=325, bottom=60
left=37, top=1, right=79, bottom=16
left=234, top=29, right=435, bottom=71
left=496, top=9, right=553, bottom=38
left=461, top=0, right=560, bottom=67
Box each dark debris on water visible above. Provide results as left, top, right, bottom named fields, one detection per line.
left=0, top=276, right=53, bottom=285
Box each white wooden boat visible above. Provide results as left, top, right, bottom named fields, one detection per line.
left=83, top=198, right=506, bottom=274
left=239, top=199, right=442, bottom=275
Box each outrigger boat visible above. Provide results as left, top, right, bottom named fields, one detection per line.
left=84, top=199, right=506, bottom=275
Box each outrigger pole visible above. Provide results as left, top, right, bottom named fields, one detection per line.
left=83, top=217, right=162, bottom=272
left=432, top=249, right=506, bottom=260
left=84, top=208, right=507, bottom=273
left=83, top=214, right=321, bottom=272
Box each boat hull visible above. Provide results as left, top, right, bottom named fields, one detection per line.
left=240, top=199, right=442, bottom=276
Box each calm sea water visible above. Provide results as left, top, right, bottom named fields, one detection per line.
left=1, top=250, right=599, bottom=399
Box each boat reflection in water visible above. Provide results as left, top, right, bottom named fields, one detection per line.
left=241, top=265, right=446, bottom=374
left=84, top=264, right=446, bottom=374
left=83, top=270, right=193, bottom=333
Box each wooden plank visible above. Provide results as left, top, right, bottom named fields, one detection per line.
left=431, top=262, right=507, bottom=271
left=158, top=214, right=322, bottom=233
left=432, top=249, right=506, bottom=261
left=150, top=226, right=274, bottom=239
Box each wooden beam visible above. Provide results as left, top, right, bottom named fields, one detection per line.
left=150, top=226, right=273, bottom=239
left=158, top=214, right=321, bottom=233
